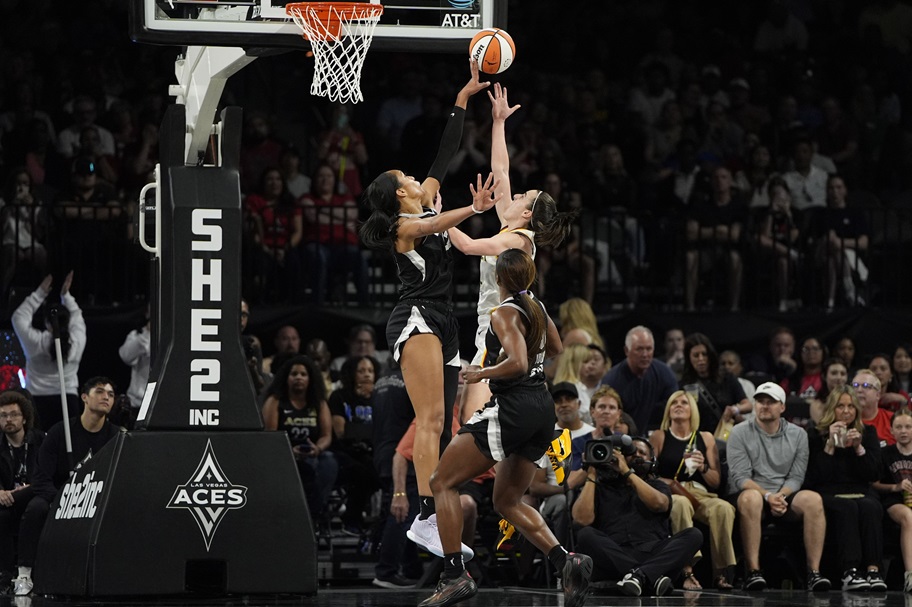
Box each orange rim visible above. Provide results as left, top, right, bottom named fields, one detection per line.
left=286, top=2, right=384, bottom=41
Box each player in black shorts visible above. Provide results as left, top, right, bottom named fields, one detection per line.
left=419, top=249, right=592, bottom=607
left=360, top=59, right=498, bottom=559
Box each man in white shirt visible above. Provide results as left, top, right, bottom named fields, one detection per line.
left=783, top=138, right=829, bottom=212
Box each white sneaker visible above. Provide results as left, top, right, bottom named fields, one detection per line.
left=13, top=574, right=32, bottom=596
left=406, top=514, right=474, bottom=560
left=904, top=570, right=912, bottom=593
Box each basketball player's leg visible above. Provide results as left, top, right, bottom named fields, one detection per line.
left=429, top=433, right=496, bottom=557
left=461, top=319, right=492, bottom=423
left=399, top=333, right=446, bottom=497
left=493, top=454, right=560, bottom=554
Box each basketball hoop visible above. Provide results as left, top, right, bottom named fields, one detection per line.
left=286, top=2, right=384, bottom=104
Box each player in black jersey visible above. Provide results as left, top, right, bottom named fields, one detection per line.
left=419, top=249, right=592, bottom=607
left=359, top=59, right=499, bottom=559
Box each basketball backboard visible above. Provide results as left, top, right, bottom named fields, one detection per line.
left=130, top=0, right=506, bottom=53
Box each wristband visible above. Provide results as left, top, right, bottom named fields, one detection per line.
left=764, top=492, right=772, bottom=502
left=622, top=470, right=634, bottom=481
left=393, top=492, right=406, bottom=497
left=471, top=204, right=484, bottom=214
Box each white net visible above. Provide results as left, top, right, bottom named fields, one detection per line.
left=287, top=3, right=383, bottom=104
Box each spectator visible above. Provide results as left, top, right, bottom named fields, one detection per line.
left=300, top=163, right=367, bottom=305
left=753, top=0, right=809, bottom=54
left=804, top=385, right=885, bottom=591
left=719, top=350, right=756, bottom=406
left=56, top=95, right=115, bottom=160
left=262, top=325, right=301, bottom=375
left=573, top=434, right=702, bottom=597
left=578, top=345, right=610, bottom=418
left=754, top=178, right=800, bottom=312
left=14, top=377, right=121, bottom=596
left=329, top=324, right=392, bottom=378
left=628, top=62, right=676, bottom=129
left=816, top=98, right=859, bottom=180
left=783, top=138, right=829, bottom=214
left=552, top=344, right=591, bottom=422
left=872, top=407, right=912, bottom=593
left=820, top=175, right=868, bottom=310
left=557, top=298, right=604, bottom=350
left=854, top=368, right=895, bottom=447
left=54, top=156, right=126, bottom=304
left=278, top=146, right=311, bottom=200
left=10, top=272, right=84, bottom=431
left=726, top=381, right=831, bottom=592
left=262, top=355, right=338, bottom=523
left=0, top=391, right=43, bottom=591
left=239, top=112, right=285, bottom=195
left=808, top=358, right=849, bottom=424
left=1, top=168, right=47, bottom=299
left=679, top=332, right=749, bottom=436
left=650, top=390, right=736, bottom=590
left=834, top=336, right=859, bottom=376
left=684, top=166, right=746, bottom=312
left=746, top=326, right=798, bottom=384
left=727, top=78, right=771, bottom=137
left=894, top=343, right=912, bottom=394
left=304, top=338, right=333, bottom=398
left=117, top=312, right=150, bottom=410
left=244, top=167, right=303, bottom=303
left=782, top=337, right=826, bottom=401
left=371, top=369, right=422, bottom=589
left=662, top=328, right=685, bottom=380
left=568, top=386, right=625, bottom=487
left=316, top=103, right=368, bottom=197
left=329, top=355, right=381, bottom=536
left=869, top=353, right=910, bottom=412
left=600, top=326, right=678, bottom=434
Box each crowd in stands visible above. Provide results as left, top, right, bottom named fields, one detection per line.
left=3, top=284, right=912, bottom=592
left=3, top=1, right=912, bottom=312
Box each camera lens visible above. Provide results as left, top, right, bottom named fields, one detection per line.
left=591, top=444, right=609, bottom=462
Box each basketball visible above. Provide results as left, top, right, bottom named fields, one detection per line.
left=469, top=28, right=515, bottom=74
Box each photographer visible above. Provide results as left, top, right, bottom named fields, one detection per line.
left=572, top=434, right=702, bottom=597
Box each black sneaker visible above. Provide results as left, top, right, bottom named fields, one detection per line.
left=653, top=575, right=673, bottom=596
left=419, top=571, right=477, bottom=607
left=842, top=568, right=869, bottom=591
left=743, top=570, right=767, bottom=591
left=618, top=570, right=645, bottom=597
left=866, top=571, right=887, bottom=592
left=372, top=574, right=418, bottom=589
left=807, top=570, right=831, bottom=592
left=562, top=553, right=593, bottom=607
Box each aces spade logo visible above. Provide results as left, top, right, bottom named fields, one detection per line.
left=167, top=440, right=248, bottom=550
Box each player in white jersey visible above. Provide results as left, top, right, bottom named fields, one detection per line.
left=448, top=84, right=577, bottom=421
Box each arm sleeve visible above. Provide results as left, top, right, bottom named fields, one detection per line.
left=783, top=428, right=809, bottom=493
left=11, top=288, right=48, bottom=359
left=63, top=293, right=87, bottom=364
left=426, top=107, right=466, bottom=184
left=849, top=426, right=883, bottom=482
left=726, top=427, right=750, bottom=492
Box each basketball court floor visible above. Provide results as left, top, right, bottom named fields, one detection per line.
left=6, top=588, right=911, bottom=607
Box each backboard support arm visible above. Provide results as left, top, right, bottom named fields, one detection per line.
left=168, top=46, right=256, bottom=165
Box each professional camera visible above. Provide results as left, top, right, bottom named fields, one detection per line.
left=582, top=433, right=636, bottom=469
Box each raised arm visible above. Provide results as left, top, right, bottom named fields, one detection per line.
left=488, top=83, right=521, bottom=221
left=397, top=173, right=500, bottom=244
left=420, top=58, right=490, bottom=198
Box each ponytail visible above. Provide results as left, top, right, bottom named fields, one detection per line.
left=359, top=172, right=401, bottom=252
left=495, top=249, right=546, bottom=362
left=514, top=291, right=546, bottom=361
left=528, top=191, right=579, bottom=247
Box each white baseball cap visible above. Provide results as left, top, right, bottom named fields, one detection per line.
left=754, top=381, right=786, bottom=404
